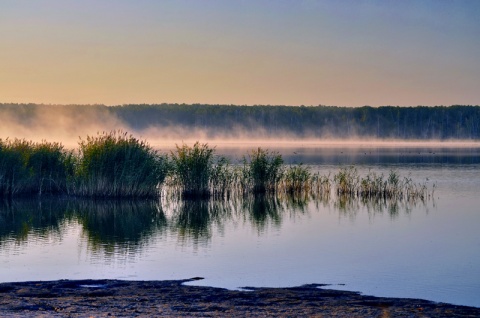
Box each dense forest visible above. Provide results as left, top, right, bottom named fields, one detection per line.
left=1, top=103, right=479, bottom=140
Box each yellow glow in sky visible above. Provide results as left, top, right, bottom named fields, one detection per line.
left=1, top=1, right=479, bottom=106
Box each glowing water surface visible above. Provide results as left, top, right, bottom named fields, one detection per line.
left=0, top=145, right=479, bottom=308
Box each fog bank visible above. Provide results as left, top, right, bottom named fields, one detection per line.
left=1, top=104, right=480, bottom=149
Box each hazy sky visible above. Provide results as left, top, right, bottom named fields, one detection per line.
left=1, top=1, right=479, bottom=106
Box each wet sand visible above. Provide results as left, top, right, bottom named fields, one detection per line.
left=0, top=278, right=479, bottom=317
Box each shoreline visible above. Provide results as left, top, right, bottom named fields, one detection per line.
left=0, top=278, right=478, bottom=317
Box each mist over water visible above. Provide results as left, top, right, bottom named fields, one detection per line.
left=0, top=105, right=123, bottom=148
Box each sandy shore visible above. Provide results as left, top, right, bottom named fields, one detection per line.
left=0, top=278, right=478, bottom=317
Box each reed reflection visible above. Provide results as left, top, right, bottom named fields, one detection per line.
left=243, top=194, right=283, bottom=232
left=335, top=194, right=429, bottom=220
left=0, top=199, right=72, bottom=244
left=165, top=198, right=234, bottom=245
left=75, top=200, right=167, bottom=256
left=0, top=190, right=431, bottom=253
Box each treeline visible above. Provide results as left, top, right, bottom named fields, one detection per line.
left=1, top=103, right=480, bottom=139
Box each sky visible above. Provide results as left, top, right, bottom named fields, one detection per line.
left=1, top=0, right=479, bottom=107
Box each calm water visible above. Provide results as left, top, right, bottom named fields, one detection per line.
left=1, top=146, right=479, bottom=308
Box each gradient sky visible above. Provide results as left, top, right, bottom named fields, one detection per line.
left=1, top=0, right=479, bottom=106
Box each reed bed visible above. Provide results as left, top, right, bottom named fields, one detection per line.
left=0, top=133, right=432, bottom=203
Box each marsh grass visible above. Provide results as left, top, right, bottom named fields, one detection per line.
left=75, top=131, right=167, bottom=198
left=0, top=139, right=73, bottom=197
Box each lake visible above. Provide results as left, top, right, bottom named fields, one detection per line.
left=1, top=144, right=479, bottom=308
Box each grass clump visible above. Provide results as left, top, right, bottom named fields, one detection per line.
left=168, top=142, right=229, bottom=198
left=243, top=148, right=283, bottom=194
left=333, top=166, right=359, bottom=196
left=0, top=139, right=73, bottom=197
left=75, top=131, right=167, bottom=198
left=334, top=167, right=429, bottom=202
left=281, top=164, right=311, bottom=194
left=277, top=165, right=331, bottom=202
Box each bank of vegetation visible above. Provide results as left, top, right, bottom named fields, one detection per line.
left=1, top=103, right=480, bottom=139
left=0, top=132, right=431, bottom=202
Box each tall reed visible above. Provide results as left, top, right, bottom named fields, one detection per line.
left=75, top=131, right=167, bottom=198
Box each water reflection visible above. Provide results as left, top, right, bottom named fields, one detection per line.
left=74, top=200, right=167, bottom=256
left=246, top=195, right=283, bottom=231
left=0, top=192, right=429, bottom=252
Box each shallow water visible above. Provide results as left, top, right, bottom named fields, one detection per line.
left=0, top=146, right=479, bottom=308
